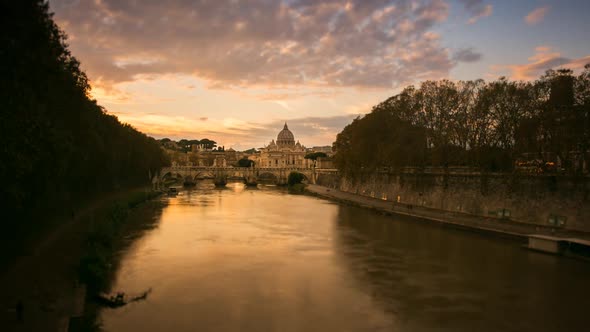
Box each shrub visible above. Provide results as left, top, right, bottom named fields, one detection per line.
left=288, top=172, right=305, bottom=186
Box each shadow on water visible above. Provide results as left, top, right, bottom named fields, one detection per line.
left=332, top=205, right=590, bottom=332
left=80, top=199, right=168, bottom=331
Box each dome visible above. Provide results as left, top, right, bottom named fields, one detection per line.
left=277, top=123, right=295, bottom=146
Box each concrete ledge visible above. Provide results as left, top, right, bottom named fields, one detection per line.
left=306, top=184, right=590, bottom=243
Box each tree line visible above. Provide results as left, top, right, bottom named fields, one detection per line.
left=160, top=138, right=218, bottom=152
left=305, top=152, right=328, bottom=160
left=333, top=66, right=590, bottom=176
left=0, top=1, right=170, bottom=227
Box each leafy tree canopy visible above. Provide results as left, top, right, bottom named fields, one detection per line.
left=333, top=66, right=590, bottom=175
left=305, top=152, right=328, bottom=160
left=161, top=138, right=217, bottom=152
left=288, top=172, right=305, bottom=186
left=242, top=148, right=258, bottom=154
left=237, top=158, right=255, bottom=167
left=0, top=1, right=170, bottom=228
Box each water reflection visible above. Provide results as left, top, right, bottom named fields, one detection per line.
left=333, top=206, right=590, bottom=332
left=106, top=200, right=168, bottom=287
left=100, top=185, right=590, bottom=332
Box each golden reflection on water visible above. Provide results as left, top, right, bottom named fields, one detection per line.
left=101, top=181, right=590, bottom=332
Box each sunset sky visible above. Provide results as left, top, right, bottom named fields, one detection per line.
left=50, top=0, right=590, bottom=150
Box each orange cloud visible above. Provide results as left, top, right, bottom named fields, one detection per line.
left=458, top=0, right=492, bottom=24
left=467, top=4, right=492, bottom=24
left=51, top=0, right=455, bottom=91
left=490, top=46, right=590, bottom=80
left=525, top=6, right=550, bottom=25
left=535, top=45, right=551, bottom=53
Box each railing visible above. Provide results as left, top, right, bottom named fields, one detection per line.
left=163, top=166, right=314, bottom=171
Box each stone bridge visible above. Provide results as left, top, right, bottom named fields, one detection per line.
left=154, top=166, right=323, bottom=187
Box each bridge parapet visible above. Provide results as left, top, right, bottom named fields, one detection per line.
left=315, top=168, right=338, bottom=173
left=156, top=166, right=317, bottom=186
left=161, top=166, right=314, bottom=171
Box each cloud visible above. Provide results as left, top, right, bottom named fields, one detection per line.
left=458, top=0, right=492, bottom=24
left=50, top=0, right=455, bottom=90
left=273, top=100, right=293, bottom=111
left=490, top=46, right=590, bottom=80
left=247, top=89, right=336, bottom=101
left=525, top=6, right=550, bottom=25
left=535, top=45, right=551, bottom=53
left=452, top=47, right=483, bottom=63
left=266, top=115, right=359, bottom=144
left=114, top=110, right=358, bottom=149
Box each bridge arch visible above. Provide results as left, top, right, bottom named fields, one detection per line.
left=161, top=171, right=183, bottom=181
left=257, top=172, right=279, bottom=181
left=193, top=171, right=215, bottom=180
left=287, top=170, right=310, bottom=183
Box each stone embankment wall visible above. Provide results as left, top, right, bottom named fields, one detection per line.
left=316, top=170, right=590, bottom=232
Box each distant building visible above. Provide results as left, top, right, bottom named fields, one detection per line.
left=316, top=156, right=335, bottom=169
left=257, top=123, right=313, bottom=168
left=188, top=147, right=240, bottom=167
left=167, top=150, right=189, bottom=166
left=310, top=145, right=334, bottom=156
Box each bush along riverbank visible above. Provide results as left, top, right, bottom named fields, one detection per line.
left=287, top=172, right=306, bottom=194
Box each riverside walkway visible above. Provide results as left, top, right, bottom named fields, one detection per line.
left=306, top=184, right=590, bottom=242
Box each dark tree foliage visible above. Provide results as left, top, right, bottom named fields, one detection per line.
left=287, top=172, right=305, bottom=186
left=237, top=158, right=254, bottom=167
left=304, top=152, right=328, bottom=160
left=333, top=66, right=590, bottom=175
left=160, top=138, right=217, bottom=152
left=334, top=98, right=426, bottom=176
left=0, top=1, right=170, bottom=226
left=199, top=138, right=217, bottom=150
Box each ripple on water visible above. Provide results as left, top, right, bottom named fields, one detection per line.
left=101, top=187, right=590, bottom=332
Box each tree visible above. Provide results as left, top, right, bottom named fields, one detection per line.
left=574, top=65, right=590, bottom=172
left=237, top=158, right=254, bottom=167
left=304, top=152, right=328, bottom=160
left=415, top=80, right=462, bottom=165
left=333, top=105, right=426, bottom=175
left=199, top=138, right=217, bottom=150
left=332, top=65, right=590, bottom=175
left=288, top=172, right=305, bottom=186
left=177, top=139, right=191, bottom=152
left=242, top=148, right=257, bottom=154
left=0, top=1, right=170, bottom=233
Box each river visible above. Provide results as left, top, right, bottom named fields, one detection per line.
left=100, top=182, right=590, bottom=332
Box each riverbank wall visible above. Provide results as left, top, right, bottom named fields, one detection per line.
left=315, top=169, right=590, bottom=234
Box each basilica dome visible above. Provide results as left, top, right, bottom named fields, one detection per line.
left=277, top=123, right=295, bottom=146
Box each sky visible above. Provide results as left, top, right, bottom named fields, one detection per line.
left=49, top=0, right=590, bottom=150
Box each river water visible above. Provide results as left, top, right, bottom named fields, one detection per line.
left=100, top=182, right=590, bottom=332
